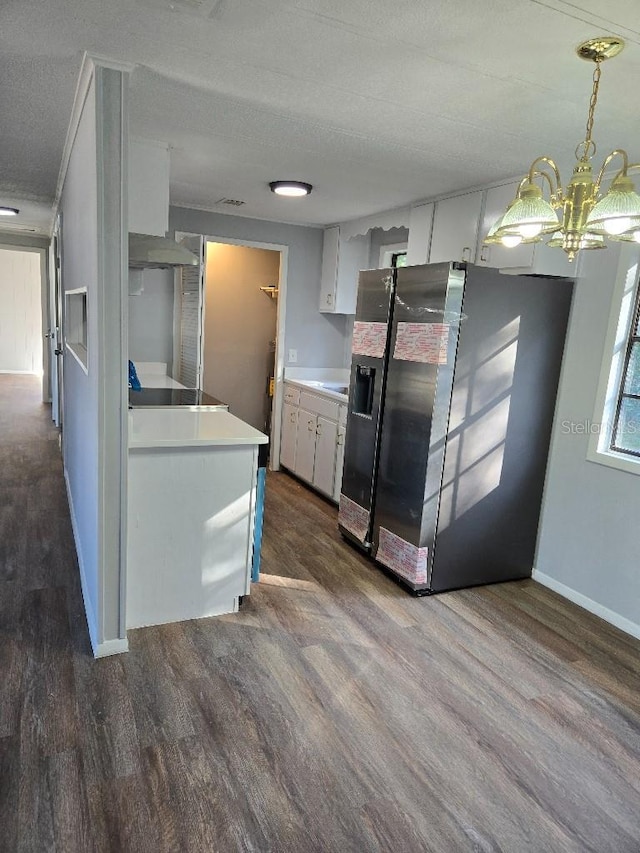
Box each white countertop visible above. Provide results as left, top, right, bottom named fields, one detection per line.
left=129, top=408, right=269, bottom=449
left=285, top=378, right=349, bottom=403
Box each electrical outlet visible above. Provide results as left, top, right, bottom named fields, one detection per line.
left=288, top=348, right=298, bottom=363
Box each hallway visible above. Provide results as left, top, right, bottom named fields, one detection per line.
left=2, top=375, right=640, bottom=852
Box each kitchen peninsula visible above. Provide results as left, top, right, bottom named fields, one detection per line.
left=127, top=407, right=268, bottom=629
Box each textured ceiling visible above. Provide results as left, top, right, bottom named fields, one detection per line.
left=1, top=0, right=640, bottom=236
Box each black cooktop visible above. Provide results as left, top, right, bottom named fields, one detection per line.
left=129, top=388, right=228, bottom=409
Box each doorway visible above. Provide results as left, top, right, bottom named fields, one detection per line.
left=202, top=242, right=281, bottom=435
left=0, top=247, right=45, bottom=383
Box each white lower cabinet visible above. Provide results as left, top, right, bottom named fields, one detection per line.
left=280, top=402, right=298, bottom=470
left=333, top=421, right=346, bottom=503
left=280, top=382, right=347, bottom=503
left=295, top=408, right=318, bottom=483
left=314, top=415, right=339, bottom=495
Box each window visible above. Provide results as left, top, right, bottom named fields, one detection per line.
left=611, top=291, right=640, bottom=456
left=379, top=242, right=408, bottom=269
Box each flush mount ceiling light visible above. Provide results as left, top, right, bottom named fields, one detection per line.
left=269, top=180, right=313, bottom=197
left=488, top=36, right=640, bottom=261
left=0, top=206, right=19, bottom=216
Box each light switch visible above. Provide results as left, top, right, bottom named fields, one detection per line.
left=288, top=349, right=298, bottom=363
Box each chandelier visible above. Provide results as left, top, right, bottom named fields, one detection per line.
left=486, top=36, right=640, bottom=261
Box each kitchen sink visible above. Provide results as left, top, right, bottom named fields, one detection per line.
left=320, top=383, right=349, bottom=395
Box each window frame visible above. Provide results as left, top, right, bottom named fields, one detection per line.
left=610, top=292, right=640, bottom=457
left=587, top=244, right=640, bottom=476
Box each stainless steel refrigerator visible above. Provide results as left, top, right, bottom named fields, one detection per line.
left=338, top=261, right=573, bottom=594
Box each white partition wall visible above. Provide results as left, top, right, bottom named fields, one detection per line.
left=59, top=58, right=129, bottom=656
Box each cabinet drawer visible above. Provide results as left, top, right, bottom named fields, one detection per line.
left=283, top=383, right=301, bottom=406
left=299, top=391, right=340, bottom=421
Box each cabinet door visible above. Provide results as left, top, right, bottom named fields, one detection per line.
left=429, top=191, right=483, bottom=264
left=334, top=233, right=370, bottom=314
left=406, top=202, right=434, bottom=266
left=129, top=139, right=170, bottom=236
left=295, top=409, right=317, bottom=483
left=280, top=402, right=298, bottom=470
left=477, top=183, right=535, bottom=270
left=313, top=416, right=338, bottom=497
left=319, top=226, right=339, bottom=312
left=333, top=424, right=346, bottom=503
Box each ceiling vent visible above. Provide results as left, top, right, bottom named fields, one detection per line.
left=217, top=198, right=246, bottom=207
left=150, top=0, right=226, bottom=19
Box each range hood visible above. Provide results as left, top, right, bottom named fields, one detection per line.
left=128, top=233, right=199, bottom=269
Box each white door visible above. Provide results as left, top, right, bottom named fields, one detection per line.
left=313, top=416, right=338, bottom=497
left=176, top=232, right=205, bottom=389
left=333, top=423, right=346, bottom=503
left=295, top=408, right=317, bottom=483
left=429, top=191, right=483, bottom=264
left=280, top=402, right=298, bottom=470
left=49, top=221, right=64, bottom=429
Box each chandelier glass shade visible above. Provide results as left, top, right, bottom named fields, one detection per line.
left=487, top=37, right=640, bottom=261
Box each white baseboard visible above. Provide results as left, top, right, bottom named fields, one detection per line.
left=93, top=637, right=130, bottom=657
left=63, top=468, right=129, bottom=657
left=533, top=569, right=640, bottom=641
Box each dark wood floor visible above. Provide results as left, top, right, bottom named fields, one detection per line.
left=2, top=374, right=640, bottom=852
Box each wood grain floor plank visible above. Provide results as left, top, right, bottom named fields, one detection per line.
left=72, top=654, right=143, bottom=785
left=47, top=748, right=96, bottom=853
left=0, top=734, right=19, bottom=853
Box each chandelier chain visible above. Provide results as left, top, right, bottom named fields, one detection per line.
left=583, top=60, right=602, bottom=154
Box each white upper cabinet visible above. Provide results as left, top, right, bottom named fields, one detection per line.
left=477, top=181, right=574, bottom=277
left=319, top=226, right=370, bottom=314
left=406, top=202, right=434, bottom=266
left=429, top=191, right=483, bottom=264
left=129, top=139, right=170, bottom=237
left=477, top=182, right=536, bottom=270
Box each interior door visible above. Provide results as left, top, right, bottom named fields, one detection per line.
left=48, top=218, right=64, bottom=430
left=175, top=232, right=205, bottom=389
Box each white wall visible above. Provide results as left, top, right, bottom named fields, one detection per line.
left=535, top=243, right=640, bottom=638
left=170, top=207, right=350, bottom=369
left=61, top=78, right=101, bottom=635
left=0, top=248, right=42, bottom=373
left=129, top=268, right=175, bottom=365
left=60, top=64, right=128, bottom=657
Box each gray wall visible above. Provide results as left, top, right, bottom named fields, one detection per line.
left=129, top=268, right=175, bottom=365
left=535, top=243, right=640, bottom=635
left=170, top=207, right=349, bottom=369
